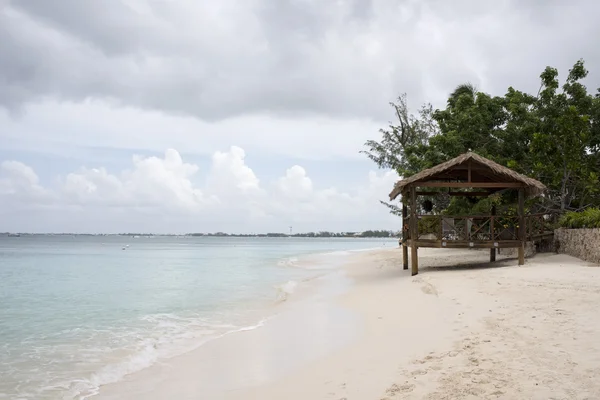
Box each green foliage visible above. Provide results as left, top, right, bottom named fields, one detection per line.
left=359, top=230, right=396, bottom=238
left=443, top=193, right=503, bottom=216
left=429, top=84, right=507, bottom=163
left=364, top=59, right=600, bottom=216
left=418, top=216, right=440, bottom=235
left=530, top=60, right=598, bottom=212
left=361, top=93, right=439, bottom=177
left=559, top=208, right=600, bottom=228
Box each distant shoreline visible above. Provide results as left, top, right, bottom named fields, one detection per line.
left=1, top=231, right=401, bottom=239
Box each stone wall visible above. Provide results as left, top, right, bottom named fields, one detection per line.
left=554, top=228, right=600, bottom=264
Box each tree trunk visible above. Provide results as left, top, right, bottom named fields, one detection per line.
left=560, top=161, right=569, bottom=213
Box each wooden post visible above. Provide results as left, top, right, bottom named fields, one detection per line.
left=518, top=189, right=525, bottom=265
left=490, top=205, right=496, bottom=262
left=410, top=186, right=419, bottom=276
left=468, top=160, right=472, bottom=183
left=402, top=202, right=408, bottom=270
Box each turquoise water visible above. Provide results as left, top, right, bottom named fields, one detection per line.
left=0, top=235, right=395, bottom=399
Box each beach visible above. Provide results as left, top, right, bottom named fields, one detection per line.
left=0, top=236, right=396, bottom=399
left=95, top=247, right=600, bottom=399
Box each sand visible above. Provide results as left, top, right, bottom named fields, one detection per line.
left=96, top=248, right=600, bottom=400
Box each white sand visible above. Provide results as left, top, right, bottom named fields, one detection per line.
left=96, top=248, right=600, bottom=400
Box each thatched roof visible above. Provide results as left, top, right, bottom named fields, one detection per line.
left=389, top=152, right=546, bottom=200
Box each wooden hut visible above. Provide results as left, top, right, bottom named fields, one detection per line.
left=389, top=152, right=550, bottom=276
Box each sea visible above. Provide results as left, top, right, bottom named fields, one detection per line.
left=0, top=235, right=396, bottom=400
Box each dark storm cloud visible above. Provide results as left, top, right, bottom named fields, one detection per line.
left=1, top=0, right=600, bottom=121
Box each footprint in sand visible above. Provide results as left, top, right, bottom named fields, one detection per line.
left=411, top=369, right=428, bottom=376
left=420, top=282, right=439, bottom=296
left=471, top=376, right=491, bottom=385
left=468, top=357, right=480, bottom=366
left=385, top=383, right=416, bottom=396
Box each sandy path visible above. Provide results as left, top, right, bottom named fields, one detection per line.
left=235, top=249, right=600, bottom=400
left=379, top=252, right=600, bottom=399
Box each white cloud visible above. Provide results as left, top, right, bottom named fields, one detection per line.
left=60, top=149, right=215, bottom=212
left=268, top=165, right=399, bottom=228
left=277, top=165, right=313, bottom=200
left=0, top=147, right=400, bottom=233
left=0, top=160, right=52, bottom=203
left=208, top=146, right=261, bottom=195
left=4, top=0, right=598, bottom=236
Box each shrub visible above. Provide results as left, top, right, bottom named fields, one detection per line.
left=418, top=216, right=440, bottom=235
left=559, top=208, right=600, bottom=229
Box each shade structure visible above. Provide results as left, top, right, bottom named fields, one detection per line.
left=389, top=152, right=546, bottom=200
left=390, top=152, right=551, bottom=276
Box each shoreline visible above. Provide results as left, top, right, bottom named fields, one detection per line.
left=93, top=259, right=365, bottom=400
left=91, top=246, right=388, bottom=400
left=96, top=247, right=600, bottom=399
left=12, top=241, right=389, bottom=400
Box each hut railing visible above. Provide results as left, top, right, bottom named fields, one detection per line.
left=405, top=213, right=555, bottom=242
left=526, top=213, right=558, bottom=239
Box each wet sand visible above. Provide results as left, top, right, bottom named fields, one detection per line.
left=96, top=248, right=600, bottom=399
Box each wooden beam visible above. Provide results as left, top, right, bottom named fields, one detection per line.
left=418, top=182, right=525, bottom=188
left=407, top=239, right=523, bottom=249
left=416, top=191, right=443, bottom=196
left=437, top=164, right=500, bottom=171
left=416, top=191, right=492, bottom=197
left=518, top=188, right=525, bottom=265
left=402, top=204, right=408, bottom=270
left=410, top=186, right=419, bottom=276
left=528, top=232, right=554, bottom=240
left=490, top=205, right=496, bottom=262
left=468, top=160, right=472, bottom=183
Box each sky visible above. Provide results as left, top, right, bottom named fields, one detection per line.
left=1, top=0, right=600, bottom=234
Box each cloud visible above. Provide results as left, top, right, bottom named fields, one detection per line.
left=277, top=166, right=313, bottom=200
left=0, top=147, right=399, bottom=233
left=60, top=149, right=215, bottom=212
left=269, top=165, right=399, bottom=226
left=0, top=101, right=382, bottom=162
left=0, top=160, right=52, bottom=204
left=2, top=0, right=599, bottom=122
left=2, top=0, right=598, bottom=234
left=208, top=146, right=261, bottom=195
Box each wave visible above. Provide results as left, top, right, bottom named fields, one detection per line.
left=276, top=246, right=388, bottom=271
left=320, top=250, right=351, bottom=256
left=277, top=256, right=299, bottom=267
left=274, top=280, right=298, bottom=302
left=46, top=315, right=271, bottom=400
left=322, top=246, right=389, bottom=255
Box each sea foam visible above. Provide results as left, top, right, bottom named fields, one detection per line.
left=51, top=315, right=271, bottom=400
left=275, top=280, right=298, bottom=302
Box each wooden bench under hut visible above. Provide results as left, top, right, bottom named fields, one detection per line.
left=389, top=152, right=553, bottom=276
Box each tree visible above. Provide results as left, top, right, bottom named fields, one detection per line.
left=364, top=59, right=600, bottom=217
left=531, top=60, right=598, bottom=212
left=428, top=83, right=507, bottom=164
left=361, top=93, right=438, bottom=177
left=361, top=94, right=439, bottom=216
left=500, top=87, right=538, bottom=174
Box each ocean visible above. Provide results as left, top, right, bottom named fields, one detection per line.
left=0, top=235, right=396, bottom=399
